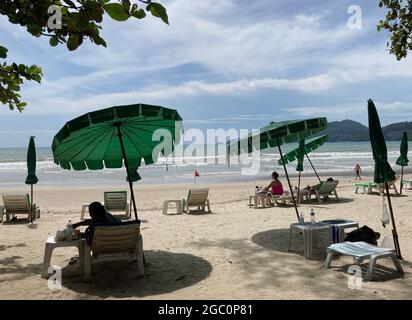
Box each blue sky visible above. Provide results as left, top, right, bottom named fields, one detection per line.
left=1, top=0, right=412, bottom=147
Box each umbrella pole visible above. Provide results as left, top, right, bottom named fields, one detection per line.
left=277, top=143, right=299, bottom=221
left=400, top=166, right=404, bottom=195
left=297, top=171, right=301, bottom=205
left=30, top=184, right=33, bottom=223
left=305, top=153, right=321, bottom=183
left=115, top=124, right=139, bottom=221
left=385, top=183, right=403, bottom=259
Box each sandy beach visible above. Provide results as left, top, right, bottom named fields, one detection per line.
left=0, top=175, right=411, bottom=300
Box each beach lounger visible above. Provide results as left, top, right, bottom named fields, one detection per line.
left=182, top=188, right=211, bottom=213
left=325, top=241, right=404, bottom=281
left=308, top=181, right=339, bottom=203
left=104, top=191, right=131, bottom=218
left=83, top=221, right=144, bottom=282
left=370, top=176, right=400, bottom=195
left=80, top=191, right=131, bottom=220
left=401, top=179, right=412, bottom=191
left=1, top=194, right=40, bottom=222
left=354, top=182, right=376, bottom=194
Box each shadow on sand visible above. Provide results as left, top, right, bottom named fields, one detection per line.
left=251, top=228, right=407, bottom=282
left=60, top=250, right=212, bottom=298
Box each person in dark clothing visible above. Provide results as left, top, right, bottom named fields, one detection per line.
left=72, top=201, right=120, bottom=229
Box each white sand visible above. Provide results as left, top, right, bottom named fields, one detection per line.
left=0, top=175, right=411, bottom=300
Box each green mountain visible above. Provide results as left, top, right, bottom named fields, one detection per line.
left=324, top=120, right=369, bottom=142
left=324, top=120, right=412, bottom=142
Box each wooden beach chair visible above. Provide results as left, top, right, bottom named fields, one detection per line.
left=325, top=241, right=404, bottom=281
left=182, top=188, right=212, bottom=214
left=308, top=180, right=339, bottom=203
left=1, top=194, right=40, bottom=222
left=83, top=221, right=144, bottom=282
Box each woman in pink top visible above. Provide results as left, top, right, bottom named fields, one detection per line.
left=264, top=171, right=284, bottom=195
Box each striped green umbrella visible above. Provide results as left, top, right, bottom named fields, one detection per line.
left=278, top=135, right=329, bottom=182
left=25, top=136, right=38, bottom=223
left=368, top=99, right=401, bottom=259
left=228, top=118, right=328, bottom=220
left=52, top=104, right=182, bottom=221
left=396, top=131, right=409, bottom=194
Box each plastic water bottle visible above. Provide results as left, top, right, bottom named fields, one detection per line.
left=66, top=220, right=73, bottom=241
left=299, top=213, right=305, bottom=225
left=310, top=209, right=316, bottom=224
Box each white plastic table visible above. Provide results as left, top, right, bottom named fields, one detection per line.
left=288, top=222, right=333, bottom=260
left=41, top=236, right=86, bottom=278
left=163, top=200, right=183, bottom=215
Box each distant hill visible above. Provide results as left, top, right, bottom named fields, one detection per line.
left=324, top=120, right=412, bottom=142
left=324, top=120, right=369, bottom=142
left=382, top=122, right=412, bottom=141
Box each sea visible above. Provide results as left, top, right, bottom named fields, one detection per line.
left=0, top=142, right=410, bottom=187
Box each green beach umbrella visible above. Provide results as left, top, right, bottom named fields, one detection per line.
left=368, top=99, right=402, bottom=259
left=25, top=136, right=38, bottom=223
left=228, top=118, right=328, bottom=221
left=396, top=131, right=409, bottom=194
left=52, top=103, right=182, bottom=221
left=278, top=135, right=329, bottom=183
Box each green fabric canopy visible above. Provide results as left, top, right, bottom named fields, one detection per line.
left=368, top=99, right=402, bottom=259
left=295, top=139, right=305, bottom=172
left=278, top=135, right=329, bottom=167
left=25, top=136, right=38, bottom=223
left=228, top=118, right=328, bottom=155
left=396, top=131, right=409, bottom=167
left=368, top=99, right=396, bottom=184
left=25, top=136, right=38, bottom=185
left=53, top=104, right=182, bottom=170
left=52, top=103, right=182, bottom=221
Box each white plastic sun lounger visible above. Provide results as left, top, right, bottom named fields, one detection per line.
left=325, top=241, right=404, bottom=281
left=83, top=222, right=144, bottom=282
left=182, top=188, right=211, bottom=213
left=1, top=194, right=40, bottom=222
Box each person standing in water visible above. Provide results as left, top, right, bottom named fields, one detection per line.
left=354, top=163, right=362, bottom=180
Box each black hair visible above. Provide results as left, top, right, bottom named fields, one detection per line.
left=326, top=177, right=334, bottom=182
left=89, top=201, right=106, bottom=221
left=272, top=171, right=279, bottom=180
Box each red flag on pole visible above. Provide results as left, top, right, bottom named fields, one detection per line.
left=194, top=170, right=200, bottom=177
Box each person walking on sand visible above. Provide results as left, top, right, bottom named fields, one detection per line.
left=354, top=163, right=362, bottom=180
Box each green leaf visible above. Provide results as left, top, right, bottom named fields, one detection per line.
left=0, top=45, right=7, bottom=59
left=103, top=3, right=130, bottom=21
left=91, top=34, right=107, bottom=47
left=149, top=3, right=169, bottom=25
left=131, top=9, right=146, bottom=19
left=67, top=36, right=80, bottom=51
left=50, top=36, right=59, bottom=47
left=27, top=24, right=42, bottom=36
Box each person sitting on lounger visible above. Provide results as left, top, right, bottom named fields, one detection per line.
left=72, top=201, right=120, bottom=229
left=72, top=202, right=121, bottom=245
left=263, top=171, right=284, bottom=196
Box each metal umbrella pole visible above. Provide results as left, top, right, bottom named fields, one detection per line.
left=385, top=183, right=403, bottom=259
left=116, top=123, right=139, bottom=222
left=277, top=142, right=299, bottom=221
left=305, top=153, right=321, bottom=183
left=400, top=166, right=404, bottom=195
